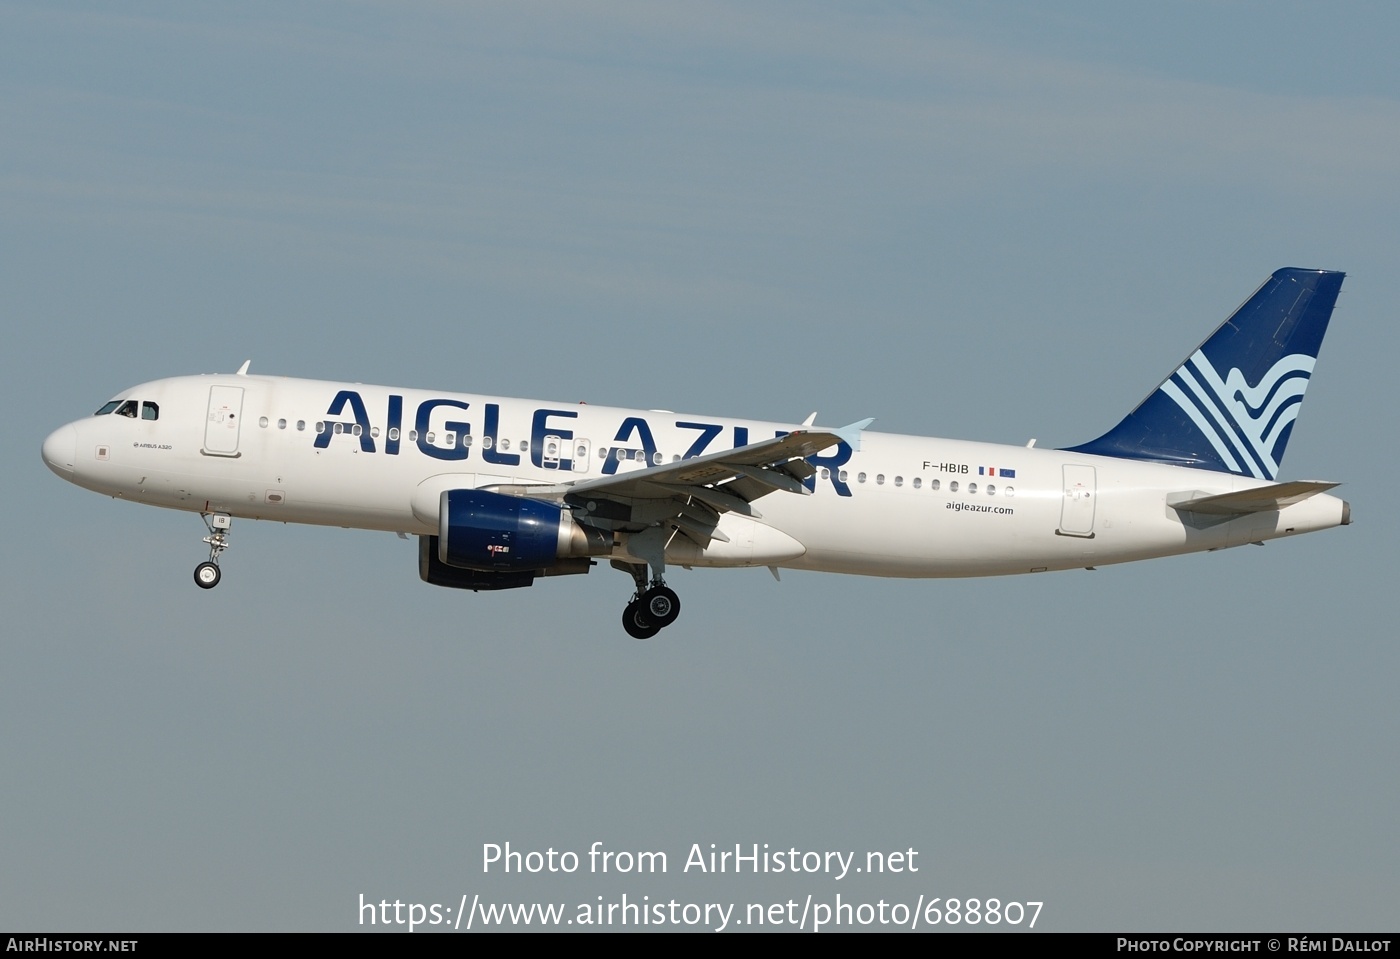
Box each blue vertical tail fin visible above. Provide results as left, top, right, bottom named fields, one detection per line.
left=1065, top=268, right=1344, bottom=479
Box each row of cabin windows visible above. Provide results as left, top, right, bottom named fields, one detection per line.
left=246, top=417, right=1013, bottom=494
left=89, top=404, right=1012, bottom=499
left=254, top=418, right=713, bottom=463
left=252, top=417, right=309, bottom=431
left=819, top=468, right=1013, bottom=497
left=94, top=400, right=159, bottom=420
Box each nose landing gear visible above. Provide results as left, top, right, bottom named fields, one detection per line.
left=194, top=512, right=232, bottom=590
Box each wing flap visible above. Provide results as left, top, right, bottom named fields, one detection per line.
left=653, top=482, right=762, bottom=518
left=730, top=464, right=810, bottom=496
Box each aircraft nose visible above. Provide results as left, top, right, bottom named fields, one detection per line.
left=42, top=424, right=77, bottom=477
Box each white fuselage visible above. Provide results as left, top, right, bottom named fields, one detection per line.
left=42, top=372, right=1348, bottom=578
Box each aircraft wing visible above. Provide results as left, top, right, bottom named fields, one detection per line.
left=485, top=419, right=872, bottom=547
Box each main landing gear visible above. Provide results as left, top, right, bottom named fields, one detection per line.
left=193, top=512, right=232, bottom=590
left=615, top=561, right=681, bottom=640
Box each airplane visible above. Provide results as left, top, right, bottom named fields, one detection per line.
left=41, top=267, right=1349, bottom=638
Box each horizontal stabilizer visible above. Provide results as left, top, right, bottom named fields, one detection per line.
left=1169, top=480, right=1340, bottom=516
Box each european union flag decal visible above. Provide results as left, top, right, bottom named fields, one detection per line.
left=978, top=466, right=1016, bottom=478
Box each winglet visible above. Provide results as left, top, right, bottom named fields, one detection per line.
left=829, top=417, right=875, bottom=452
left=235, top=360, right=251, bottom=375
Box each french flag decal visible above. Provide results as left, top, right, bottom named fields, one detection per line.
left=978, top=466, right=1016, bottom=478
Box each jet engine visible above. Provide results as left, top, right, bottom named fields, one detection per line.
left=418, top=489, right=611, bottom=591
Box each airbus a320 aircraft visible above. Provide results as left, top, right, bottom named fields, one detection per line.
left=42, top=268, right=1349, bottom=638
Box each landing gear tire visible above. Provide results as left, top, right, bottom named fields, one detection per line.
left=194, top=562, right=221, bottom=589
left=641, top=585, right=680, bottom=628
left=623, top=600, right=662, bottom=640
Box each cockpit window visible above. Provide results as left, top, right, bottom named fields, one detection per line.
left=95, top=401, right=121, bottom=416
left=142, top=402, right=159, bottom=421
left=115, top=400, right=138, bottom=418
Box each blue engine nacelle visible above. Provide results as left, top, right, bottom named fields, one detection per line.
left=437, top=488, right=610, bottom=572
left=419, top=535, right=538, bottom=591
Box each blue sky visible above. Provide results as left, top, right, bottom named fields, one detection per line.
left=3, top=2, right=1397, bottom=931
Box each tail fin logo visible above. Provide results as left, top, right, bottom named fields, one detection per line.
left=1159, top=349, right=1314, bottom=481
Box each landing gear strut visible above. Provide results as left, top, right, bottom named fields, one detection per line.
left=614, top=559, right=681, bottom=640
left=194, top=512, right=232, bottom=590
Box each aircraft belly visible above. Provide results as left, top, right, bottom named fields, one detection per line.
left=766, top=477, right=1238, bottom=577
left=664, top=514, right=806, bottom=567
left=765, top=488, right=1034, bottom=577
left=97, top=455, right=423, bottom=532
